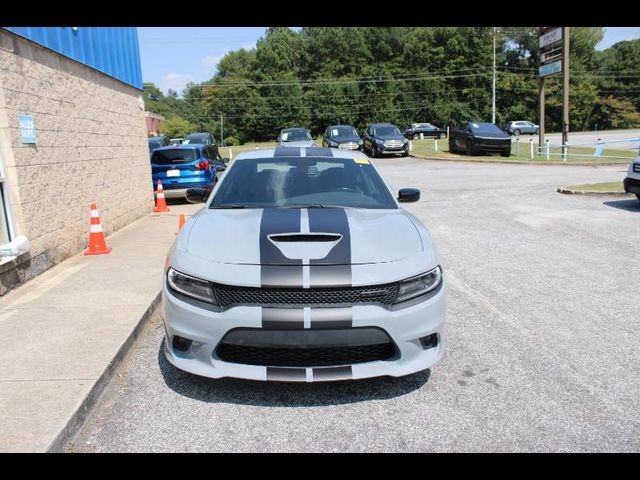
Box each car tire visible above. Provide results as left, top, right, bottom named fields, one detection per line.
left=466, top=140, right=474, bottom=156
left=439, top=133, right=446, bottom=139
left=501, top=151, right=510, bottom=157
left=535, top=128, right=539, bottom=135
left=514, top=129, right=521, bottom=136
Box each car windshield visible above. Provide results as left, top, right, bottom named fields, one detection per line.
left=281, top=130, right=312, bottom=142
left=210, top=157, right=397, bottom=209
left=469, top=123, right=504, bottom=134
left=183, top=135, right=207, bottom=144
left=330, top=126, right=358, bottom=137
left=151, top=149, right=198, bottom=165
left=373, top=126, right=401, bottom=136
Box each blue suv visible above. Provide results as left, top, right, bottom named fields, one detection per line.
left=151, top=144, right=226, bottom=200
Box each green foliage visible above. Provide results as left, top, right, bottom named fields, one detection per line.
left=160, top=116, right=197, bottom=139
left=145, top=27, right=639, bottom=141
left=224, top=136, right=240, bottom=146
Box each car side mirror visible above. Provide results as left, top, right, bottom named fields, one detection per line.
left=186, top=188, right=208, bottom=204
left=398, top=188, right=420, bottom=203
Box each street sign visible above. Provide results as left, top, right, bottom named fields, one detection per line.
left=18, top=114, right=36, bottom=144
left=541, top=45, right=562, bottom=64
left=539, top=60, right=562, bottom=77
left=540, top=28, right=562, bottom=49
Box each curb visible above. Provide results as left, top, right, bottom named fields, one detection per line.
left=409, top=154, right=629, bottom=167
left=557, top=187, right=632, bottom=196
left=47, top=291, right=162, bottom=453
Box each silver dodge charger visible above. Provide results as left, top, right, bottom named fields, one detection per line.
left=162, top=146, right=446, bottom=382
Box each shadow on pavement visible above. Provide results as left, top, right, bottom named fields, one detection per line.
left=603, top=199, right=640, bottom=212
left=157, top=340, right=431, bottom=407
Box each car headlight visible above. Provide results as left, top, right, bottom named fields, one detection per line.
left=395, top=266, right=442, bottom=304
left=167, top=268, right=217, bottom=304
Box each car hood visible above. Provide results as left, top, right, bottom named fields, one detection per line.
left=331, top=135, right=361, bottom=143
left=376, top=134, right=405, bottom=141
left=184, top=207, right=423, bottom=266
left=280, top=140, right=315, bottom=147
left=472, top=131, right=510, bottom=139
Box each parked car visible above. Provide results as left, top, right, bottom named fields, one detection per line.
left=278, top=127, right=315, bottom=147
left=169, top=138, right=184, bottom=145
left=148, top=135, right=169, bottom=154
left=150, top=144, right=227, bottom=200
left=322, top=125, right=363, bottom=150
left=505, top=121, right=539, bottom=136
left=363, top=123, right=409, bottom=158
left=403, top=123, right=447, bottom=140
left=449, top=122, right=511, bottom=157
left=623, top=158, right=640, bottom=202
left=183, top=132, right=216, bottom=146
left=163, top=147, right=445, bottom=382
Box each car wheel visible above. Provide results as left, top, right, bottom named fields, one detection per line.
left=466, top=140, right=474, bottom=156
left=439, top=133, right=446, bottom=139
left=535, top=128, right=539, bottom=135
left=514, top=129, right=521, bottom=136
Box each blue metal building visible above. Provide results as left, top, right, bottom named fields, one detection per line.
left=3, top=27, right=143, bottom=90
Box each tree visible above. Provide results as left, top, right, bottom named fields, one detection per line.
left=160, top=116, right=197, bottom=139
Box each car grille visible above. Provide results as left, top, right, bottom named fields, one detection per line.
left=214, top=283, right=400, bottom=308
left=338, top=142, right=359, bottom=150
left=216, top=342, right=396, bottom=367
left=384, top=140, right=404, bottom=148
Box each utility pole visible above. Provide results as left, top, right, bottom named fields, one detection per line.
left=492, top=26, right=496, bottom=124
left=220, top=112, right=224, bottom=147
left=562, top=27, right=570, bottom=157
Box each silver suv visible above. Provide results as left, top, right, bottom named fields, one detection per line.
left=505, top=121, right=539, bottom=136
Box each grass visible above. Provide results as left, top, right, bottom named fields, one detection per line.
left=563, top=181, right=625, bottom=192
left=409, top=138, right=635, bottom=164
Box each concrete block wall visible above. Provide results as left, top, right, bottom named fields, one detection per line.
left=0, top=30, right=153, bottom=295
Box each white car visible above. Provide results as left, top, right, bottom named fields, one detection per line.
left=162, top=146, right=446, bottom=382
left=277, top=128, right=315, bottom=147
left=623, top=158, right=640, bottom=202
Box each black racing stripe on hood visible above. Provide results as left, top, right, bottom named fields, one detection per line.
left=308, top=208, right=352, bottom=288
left=274, top=146, right=301, bottom=156
left=260, top=208, right=303, bottom=287
left=304, top=147, right=333, bottom=157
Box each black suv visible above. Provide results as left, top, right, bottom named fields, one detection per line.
left=183, top=132, right=216, bottom=146
left=148, top=135, right=170, bottom=154
left=322, top=125, right=363, bottom=150
left=363, top=123, right=409, bottom=158
left=403, top=123, right=447, bottom=140
left=449, top=122, right=511, bottom=157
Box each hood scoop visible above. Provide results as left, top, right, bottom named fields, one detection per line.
left=269, top=233, right=342, bottom=243
left=268, top=232, right=343, bottom=260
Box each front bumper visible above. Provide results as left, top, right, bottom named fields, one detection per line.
left=623, top=176, right=640, bottom=195
left=162, top=278, right=446, bottom=382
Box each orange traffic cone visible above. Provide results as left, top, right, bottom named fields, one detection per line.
left=83, top=203, right=112, bottom=255
left=175, top=213, right=186, bottom=235
left=154, top=179, right=170, bottom=213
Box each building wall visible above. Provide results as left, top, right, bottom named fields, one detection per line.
left=0, top=29, right=153, bottom=295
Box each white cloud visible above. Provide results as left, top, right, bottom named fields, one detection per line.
left=159, top=72, right=195, bottom=95
left=201, top=54, right=224, bottom=68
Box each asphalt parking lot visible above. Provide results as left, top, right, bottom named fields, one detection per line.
left=72, top=157, right=640, bottom=452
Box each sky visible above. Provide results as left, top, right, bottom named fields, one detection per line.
left=138, top=27, right=640, bottom=96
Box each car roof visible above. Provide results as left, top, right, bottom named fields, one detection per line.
left=281, top=127, right=309, bottom=132
left=234, top=147, right=369, bottom=161
left=368, top=123, right=395, bottom=127
left=185, top=133, right=211, bottom=138
left=152, top=144, right=203, bottom=151
left=327, top=125, right=355, bottom=129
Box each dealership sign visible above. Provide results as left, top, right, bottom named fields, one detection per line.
left=540, top=28, right=562, bottom=49
left=539, top=60, right=562, bottom=77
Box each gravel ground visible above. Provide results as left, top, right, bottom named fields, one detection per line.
left=72, top=158, right=640, bottom=452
